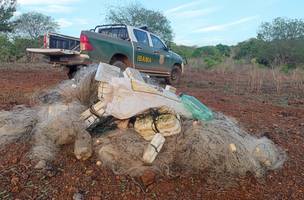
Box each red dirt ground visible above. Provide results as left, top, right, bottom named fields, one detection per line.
left=0, top=68, right=66, bottom=110
left=0, top=66, right=303, bottom=199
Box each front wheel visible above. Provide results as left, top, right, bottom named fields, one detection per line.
left=166, top=66, right=182, bottom=85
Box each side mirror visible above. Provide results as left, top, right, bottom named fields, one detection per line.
left=166, top=42, right=172, bottom=49
left=163, top=46, right=169, bottom=51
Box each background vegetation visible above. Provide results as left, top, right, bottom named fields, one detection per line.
left=174, top=17, right=304, bottom=71
left=0, top=0, right=304, bottom=73
left=234, top=17, right=304, bottom=71
left=0, top=1, right=58, bottom=62
left=106, top=2, right=173, bottom=43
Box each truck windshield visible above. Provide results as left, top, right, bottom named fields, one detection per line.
left=133, top=29, right=149, bottom=46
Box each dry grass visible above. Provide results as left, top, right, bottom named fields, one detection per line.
left=187, top=58, right=205, bottom=69
left=185, top=58, right=304, bottom=99
left=290, top=68, right=304, bottom=90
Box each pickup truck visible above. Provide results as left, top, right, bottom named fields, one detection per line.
left=27, top=24, right=184, bottom=84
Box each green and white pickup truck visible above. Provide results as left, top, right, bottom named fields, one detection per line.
left=27, top=24, right=185, bottom=84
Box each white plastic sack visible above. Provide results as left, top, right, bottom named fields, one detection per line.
left=95, top=62, right=121, bottom=82
left=105, top=78, right=192, bottom=119
left=123, top=67, right=145, bottom=82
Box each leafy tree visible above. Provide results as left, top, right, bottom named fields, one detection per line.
left=192, top=47, right=205, bottom=58
left=234, top=18, right=304, bottom=68
left=234, top=38, right=265, bottom=60
left=192, top=46, right=220, bottom=58
left=106, top=2, right=173, bottom=43
left=266, top=39, right=304, bottom=67
left=215, top=44, right=231, bottom=57
left=191, top=46, right=224, bottom=68
left=258, top=17, right=304, bottom=41
left=170, top=43, right=196, bottom=59
left=234, top=37, right=304, bottom=67
left=14, top=12, right=59, bottom=39
left=12, top=36, right=41, bottom=60
left=0, top=34, right=42, bottom=62
left=0, top=0, right=16, bottom=32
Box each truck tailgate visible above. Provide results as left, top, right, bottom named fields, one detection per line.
left=26, top=48, right=80, bottom=56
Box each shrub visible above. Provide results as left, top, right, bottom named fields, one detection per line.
left=0, top=34, right=14, bottom=62
left=204, top=57, right=221, bottom=68
left=0, top=34, right=42, bottom=62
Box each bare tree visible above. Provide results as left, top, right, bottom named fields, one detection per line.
left=15, top=12, right=59, bottom=39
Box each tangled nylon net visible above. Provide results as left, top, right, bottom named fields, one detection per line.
left=0, top=65, right=286, bottom=180
left=94, top=114, right=286, bottom=178
left=0, top=66, right=97, bottom=159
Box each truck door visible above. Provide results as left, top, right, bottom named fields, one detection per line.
left=132, top=29, right=161, bottom=72
left=150, top=34, right=172, bottom=73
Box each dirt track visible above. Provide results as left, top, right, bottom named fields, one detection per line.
left=0, top=65, right=303, bottom=199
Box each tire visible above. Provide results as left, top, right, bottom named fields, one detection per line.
left=112, top=60, right=127, bottom=71
left=67, top=65, right=79, bottom=79
left=166, top=66, right=182, bottom=85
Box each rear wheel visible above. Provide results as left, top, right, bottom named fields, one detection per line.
left=112, top=60, right=127, bottom=71
left=166, top=66, right=182, bottom=85
left=67, top=65, right=79, bottom=79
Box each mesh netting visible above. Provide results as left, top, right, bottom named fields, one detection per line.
left=0, top=106, right=37, bottom=148
left=30, top=101, right=87, bottom=160
left=0, top=64, right=286, bottom=181
left=94, top=113, right=286, bottom=178
left=30, top=65, right=98, bottom=161
left=0, top=65, right=98, bottom=160
left=176, top=114, right=286, bottom=177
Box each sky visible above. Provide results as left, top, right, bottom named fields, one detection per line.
left=16, top=0, right=304, bottom=46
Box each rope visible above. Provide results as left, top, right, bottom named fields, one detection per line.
left=136, top=107, right=182, bottom=134
left=149, top=108, right=161, bottom=133
left=150, top=143, right=159, bottom=153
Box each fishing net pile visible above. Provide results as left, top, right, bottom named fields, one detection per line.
left=0, top=66, right=97, bottom=160
left=0, top=64, right=286, bottom=180
left=93, top=113, right=286, bottom=178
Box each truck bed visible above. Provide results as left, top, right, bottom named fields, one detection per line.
left=26, top=33, right=90, bottom=66
left=46, top=33, right=80, bottom=51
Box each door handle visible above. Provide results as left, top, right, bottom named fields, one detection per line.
left=153, top=50, right=160, bottom=54
left=137, top=46, right=142, bottom=50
